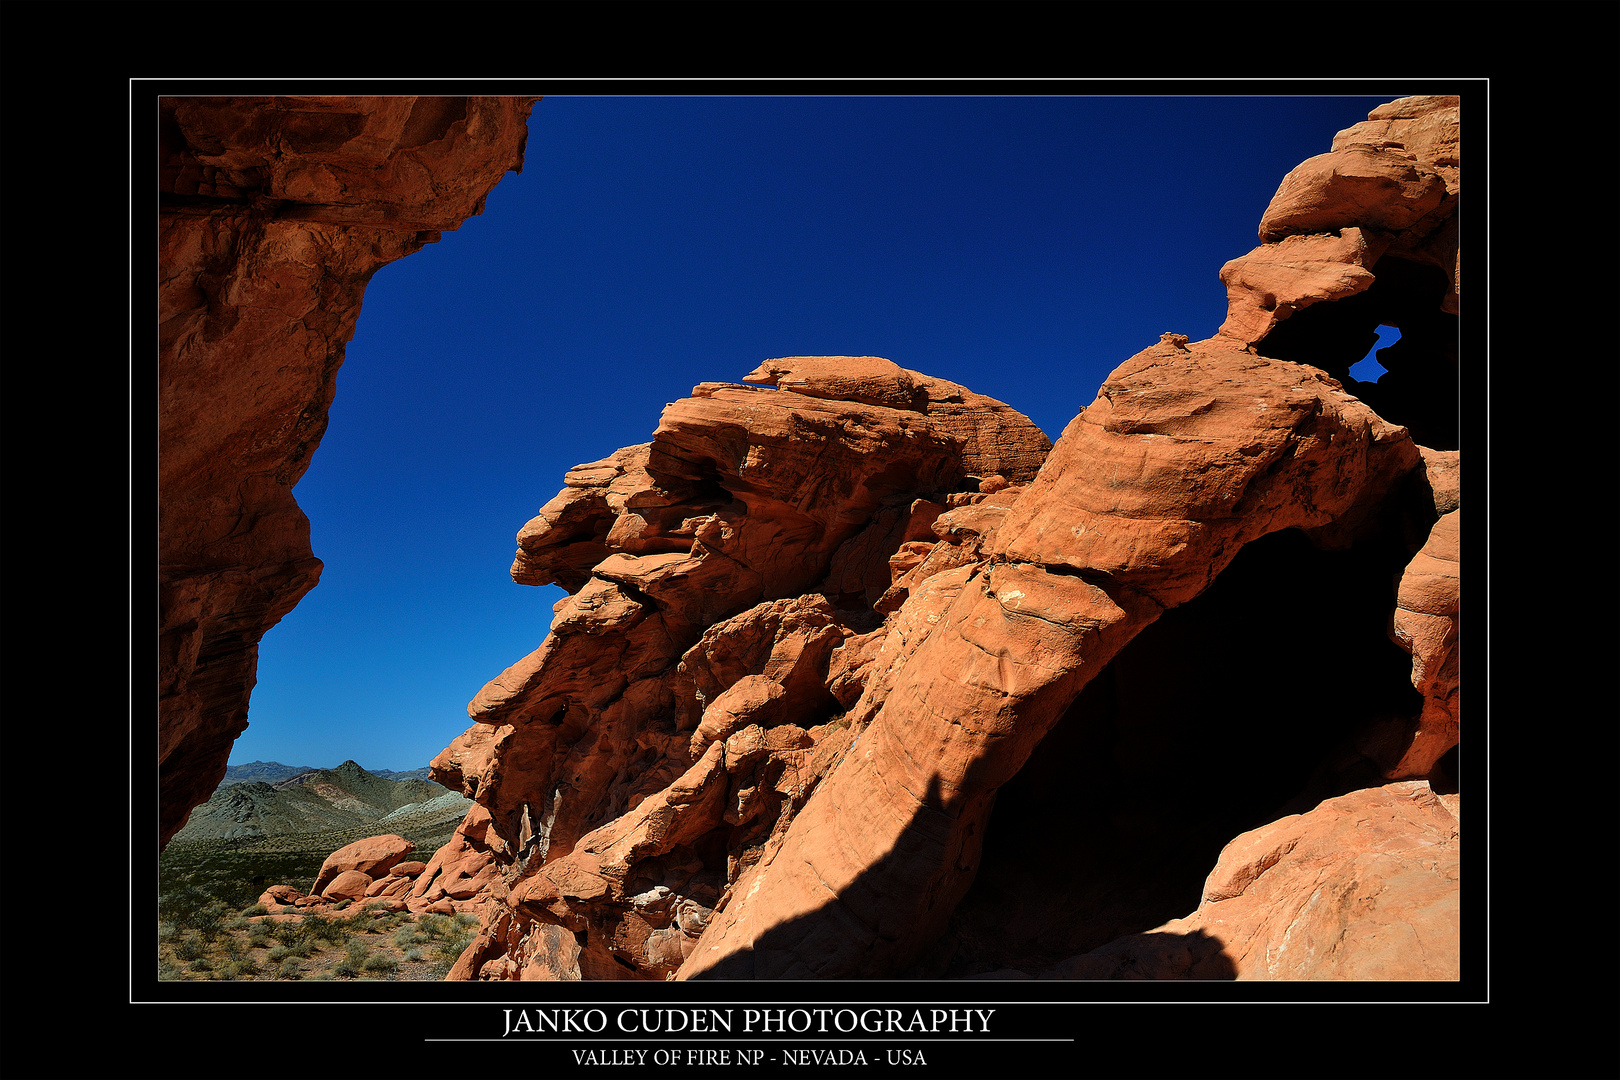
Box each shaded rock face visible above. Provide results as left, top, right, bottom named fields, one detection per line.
left=1053, top=782, right=1459, bottom=981
left=385, top=96, right=1459, bottom=981
left=157, top=97, right=537, bottom=848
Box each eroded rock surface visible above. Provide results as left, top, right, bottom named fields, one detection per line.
left=339, top=97, right=1462, bottom=982
left=158, top=97, right=538, bottom=847
left=423, top=357, right=1049, bottom=979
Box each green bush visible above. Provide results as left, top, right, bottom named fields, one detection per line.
left=310, top=918, right=349, bottom=945
left=233, top=955, right=260, bottom=977
left=189, top=958, right=213, bottom=973
left=241, top=904, right=269, bottom=917
left=193, top=901, right=230, bottom=941
left=363, top=954, right=397, bottom=976
left=277, top=957, right=304, bottom=979
left=393, top=925, right=430, bottom=949
left=175, top=933, right=206, bottom=962
left=212, top=943, right=258, bottom=978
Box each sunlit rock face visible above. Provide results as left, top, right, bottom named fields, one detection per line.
left=158, top=97, right=538, bottom=848
left=414, top=357, right=1052, bottom=980
left=352, top=97, right=1461, bottom=982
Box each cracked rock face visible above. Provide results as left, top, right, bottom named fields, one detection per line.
left=158, top=97, right=537, bottom=848
left=327, top=96, right=1462, bottom=981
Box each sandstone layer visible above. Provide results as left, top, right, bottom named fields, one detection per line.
left=333, top=96, right=1462, bottom=981
left=158, top=97, right=538, bottom=847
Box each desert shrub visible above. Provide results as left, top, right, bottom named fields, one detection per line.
left=217, top=958, right=259, bottom=981
left=344, top=912, right=378, bottom=936
left=277, top=957, right=303, bottom=979
left=333, top=956, right=362, bottom=978
left=189, top=958, right=213, bottom=973
left=393, top=925, right=431, bottom=949
left=248, top=924, right=274, bottom=948
left=158, top=959, right=184, bottom=981
left=193, top=901, right=230, bottom=940
left=434, top=937, right=472, bottom=963
left=363, top=954, right=397, bottom=976
left=405, top=947, right=424, bottom=962
left=175, top=933, right=206, bottom=962
left=310, top=918, right=349, bottom=945
left=272, top=920, right=311, bottom=947
left=157, top=921, right=178, bottom=943
left=224, top=915, right=251, bottom=931
left=241, top=904, right=269, bottom=917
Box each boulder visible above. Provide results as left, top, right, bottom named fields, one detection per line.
left=310, top=834, right=415, bottom=895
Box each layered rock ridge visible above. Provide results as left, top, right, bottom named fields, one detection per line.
left=158, top=97, right=538, bottom=848
left=417, top=358, right=1051, bottom=979
left=400, top=95, right=1458, bottom=981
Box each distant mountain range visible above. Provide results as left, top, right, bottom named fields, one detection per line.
left=174, top=760, right=469, bottom=842
left=221, top=760, right=434, bottom=786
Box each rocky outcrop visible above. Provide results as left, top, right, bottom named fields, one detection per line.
left=1216, top=95, right=1459, bottom=451
left=351, top=96, right=1461, bottom=982
left=256, top=835, right=445, bottom=917
left=421, top=357, right=1050, bottom=980
left=1054, top=782, right=1459, bottom=980
left=681, top=97, right=1459, bottom=981
left=682, top=336, right=1427, bottom=978
left=158, top=97, right=538, bottom=848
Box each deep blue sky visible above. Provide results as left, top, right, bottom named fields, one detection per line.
left=232, top=94, right=1397, bottom=771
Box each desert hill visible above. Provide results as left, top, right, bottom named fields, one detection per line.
left=173, top=760, right=469, bottom=842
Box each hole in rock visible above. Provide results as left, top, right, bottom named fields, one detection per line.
left=1347, top=325, right=1399, bottom=383
left=937, top=525, right=1425, bottom=977
left=1255, top=256, right=1457, bottom=450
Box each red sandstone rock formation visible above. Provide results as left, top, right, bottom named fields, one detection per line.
left=257, top=838, right=436, bottom=917
left=157, top=97, right=537, bottom=848
left=680, top=96, right=1459, bottom=981
left=335, top=96, right=1462, bottom=982
left=419, top=357, right=1051, bottom=979
left=1054, top=782, right=1460, bottom=980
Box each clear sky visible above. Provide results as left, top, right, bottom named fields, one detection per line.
left=230, top=94, right=1397, bottom=772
